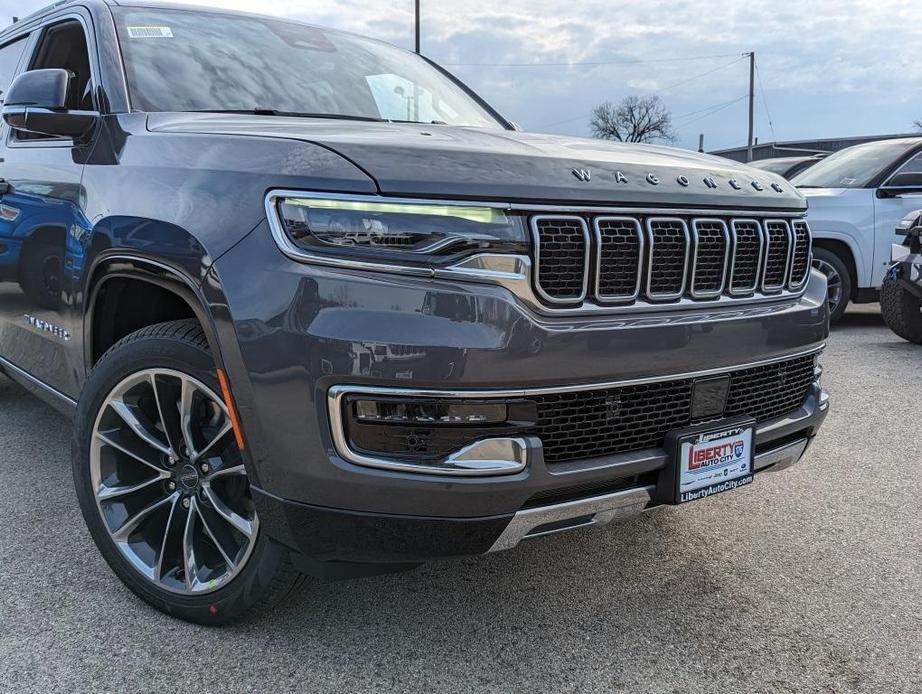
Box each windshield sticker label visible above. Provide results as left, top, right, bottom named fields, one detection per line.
left=127, top=26, right=174, bottom=39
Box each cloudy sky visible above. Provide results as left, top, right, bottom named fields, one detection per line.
left=3, top=0, right=921, bottom=151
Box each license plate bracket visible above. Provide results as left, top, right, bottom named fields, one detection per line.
left=657, top=417, right=756, bottom=505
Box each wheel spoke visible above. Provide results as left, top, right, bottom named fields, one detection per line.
left=98, top=474, right=168, bottom=502
left=182, top=497, right=199, bottom=591
left=155, top=495, right=181, bottom=580
left=150, top=373, right=183, bottom=458
left=109, top=399, right=172, bottom=457
left=203, top=485, right=255, bottom=538
left=112, top=493, right=176, bottom=542
left=196, top=502, right=237, bottom=570
left=96, top=430, right=165, bottom=474
left=179, top=378, right=201, bottom=460
left=194, top=422, right=233, bottom=463
left=207, top=464, right=246, bottom=482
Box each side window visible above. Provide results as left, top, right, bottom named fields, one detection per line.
left=0, top=36, right=28, bottom=102
left=893, top=152, right=922, bottom=177
left=16, top=20, right=93, bottom=141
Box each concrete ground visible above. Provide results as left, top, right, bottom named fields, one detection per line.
left=1, top=304, right=919, bottom=693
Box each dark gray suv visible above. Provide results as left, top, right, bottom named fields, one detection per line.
left=0, top=0, right=829, bottom=623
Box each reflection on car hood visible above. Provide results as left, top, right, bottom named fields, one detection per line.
left=148, top=113, right=805, bottom=210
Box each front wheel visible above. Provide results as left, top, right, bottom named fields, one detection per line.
left=73, top=320, right=307, bottom=624
left=880, top=271, right=922, bottom=344
left=812, top=248, right=852, bottom=324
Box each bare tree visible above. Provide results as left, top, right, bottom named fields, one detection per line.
left=915, top=119, right=922, bottom=130
left=590, top=95, right=675, bottom=144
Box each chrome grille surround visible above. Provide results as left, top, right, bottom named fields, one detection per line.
left=527, top=209, right=810, bottom=310
left=788, top=220, right=812, bottom=290
left=728, top=219, right=765, bottom=296
left=530, top=215, right=590, bottom=305
left=761, top=220, right=793, bottom=293
left=689, top=219, right=730, bottom=299
left=645, top=217, right=690, bottom=301
left=593, top=216, right=644, bottom=302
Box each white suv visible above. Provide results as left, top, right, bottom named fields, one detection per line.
left=793, top=137, right=922, bottom=322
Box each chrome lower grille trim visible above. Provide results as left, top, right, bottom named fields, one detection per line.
left=487, top=436, right=811, bottom=553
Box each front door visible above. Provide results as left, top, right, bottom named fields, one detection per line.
left=873, top=152, right=922, bottom=288
left=0, top=17, right=97, bottom=398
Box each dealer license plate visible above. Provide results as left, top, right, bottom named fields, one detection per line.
left=677, top=424, right=754, bottom=504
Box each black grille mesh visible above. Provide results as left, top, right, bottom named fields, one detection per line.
left=647, top=219, right=688, bottom=296
left=531, top=353, right=817, bottom=463
left=789, top=221, right=811, bottom=287
left=730, top=221, right=763, bottom=292
left=691, top=221, right=728, bottom=294
left=534, top=218, right=587, bottom=301
left=596, top=218, right=642, bottom=299
left=763, top=221, right=791, bottom=289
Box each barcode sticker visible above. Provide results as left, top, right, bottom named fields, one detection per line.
left=127, top=26, right=174, bottom=39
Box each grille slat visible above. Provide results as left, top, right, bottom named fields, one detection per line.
left=729, top=220, right=764, bottom=294
left=762, top=220, right=792, bottom=292
left=646, top=218, right=689, bottom=299
left=529, top=212, right=810, bottom=306
left=531, top=353, right=818, bottom=464
left=595, top=217, right=643, bottom=301
left=789, top=221, right=812, bottom=288
left=690, top=220, right=729, bottom=297
left=531, top=216, right=589, bottom=304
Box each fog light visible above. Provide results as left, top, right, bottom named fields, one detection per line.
left=353, top=399, right=508, bottom=425
left=329, top=388, right=537, bottom=476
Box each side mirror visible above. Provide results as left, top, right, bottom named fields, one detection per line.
left=879, top=171, right=922, bottom=197
left=2, top=68, right=97, bottom=138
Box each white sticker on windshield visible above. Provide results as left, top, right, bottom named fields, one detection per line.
left=127, top=26, right=174, bottom=39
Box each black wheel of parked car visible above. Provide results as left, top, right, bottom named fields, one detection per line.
left=18, top=240, right=63, bottom=310
left=812, top=248, right=852, bottom=324
left=72, top=319, right=308, bottom=624
left=880, top=271, right=922, bottom=344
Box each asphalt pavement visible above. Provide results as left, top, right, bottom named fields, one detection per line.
left=1, top=304, right=920, bottom=693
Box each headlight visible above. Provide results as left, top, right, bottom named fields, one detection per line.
left=271, top=194, right=528, bottom=267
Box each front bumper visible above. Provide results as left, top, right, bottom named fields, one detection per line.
left=252, top=392, right=826, bottom=566
left=208, top=223, right=830, bottom=566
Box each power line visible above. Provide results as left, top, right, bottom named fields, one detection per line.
left=755, top=63, right=776, bottom=141
left=535, top=58, right=747, bottom=130
left=674, top=95, right=749, bottom=128
left=444, top=52, right=745, bottom=68
left=673, top=94, right=749, bottom=122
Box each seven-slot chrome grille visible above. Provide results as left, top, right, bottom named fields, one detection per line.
left=530, top=212, right=812, bottom=307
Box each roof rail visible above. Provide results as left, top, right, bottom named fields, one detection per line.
left=8, top=0, right=77, bottom=28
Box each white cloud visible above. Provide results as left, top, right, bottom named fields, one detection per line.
left=2, top=0, right=921, bottom=150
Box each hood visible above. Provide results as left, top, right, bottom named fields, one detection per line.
left=148, top=113, right=804, bottom=210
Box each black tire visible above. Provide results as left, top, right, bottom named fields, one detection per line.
left=880, top=271, right=922, bottom=344
left=812, top=247, right=852, bottom=324
left=18, top=240, right=63, bottom=310
left=72, top=319, right=308, bottom=624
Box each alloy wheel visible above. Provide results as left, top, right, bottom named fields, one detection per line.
left=90, top=369, right=258, bottom=595
left=812, top=257, right=842, bottom=315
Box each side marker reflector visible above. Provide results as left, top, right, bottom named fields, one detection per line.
left=216, top=368, right=246, bottom=452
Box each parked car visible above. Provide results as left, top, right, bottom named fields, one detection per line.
left=0, top=0, right=830, bottom=624
left=793, top=137, right=922, bottom=322
left=881, top=209, right=922, bottom=342
left=749, top=155, right=826, bottom=180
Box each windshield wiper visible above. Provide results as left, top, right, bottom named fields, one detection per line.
left=188, top=108, right=386, bottom=123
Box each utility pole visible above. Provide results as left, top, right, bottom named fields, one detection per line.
left=698, top=133, right=705, bottom=153
left=746, top=51, right=755, bottom=162
left=414, top=0, right=421, bottom=53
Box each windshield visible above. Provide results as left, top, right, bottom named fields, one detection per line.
left=792, top=140, right=919, bottom=189
left=112, top=8, right=503, bottom=128
left=750, top=159, right=800, bottom=175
